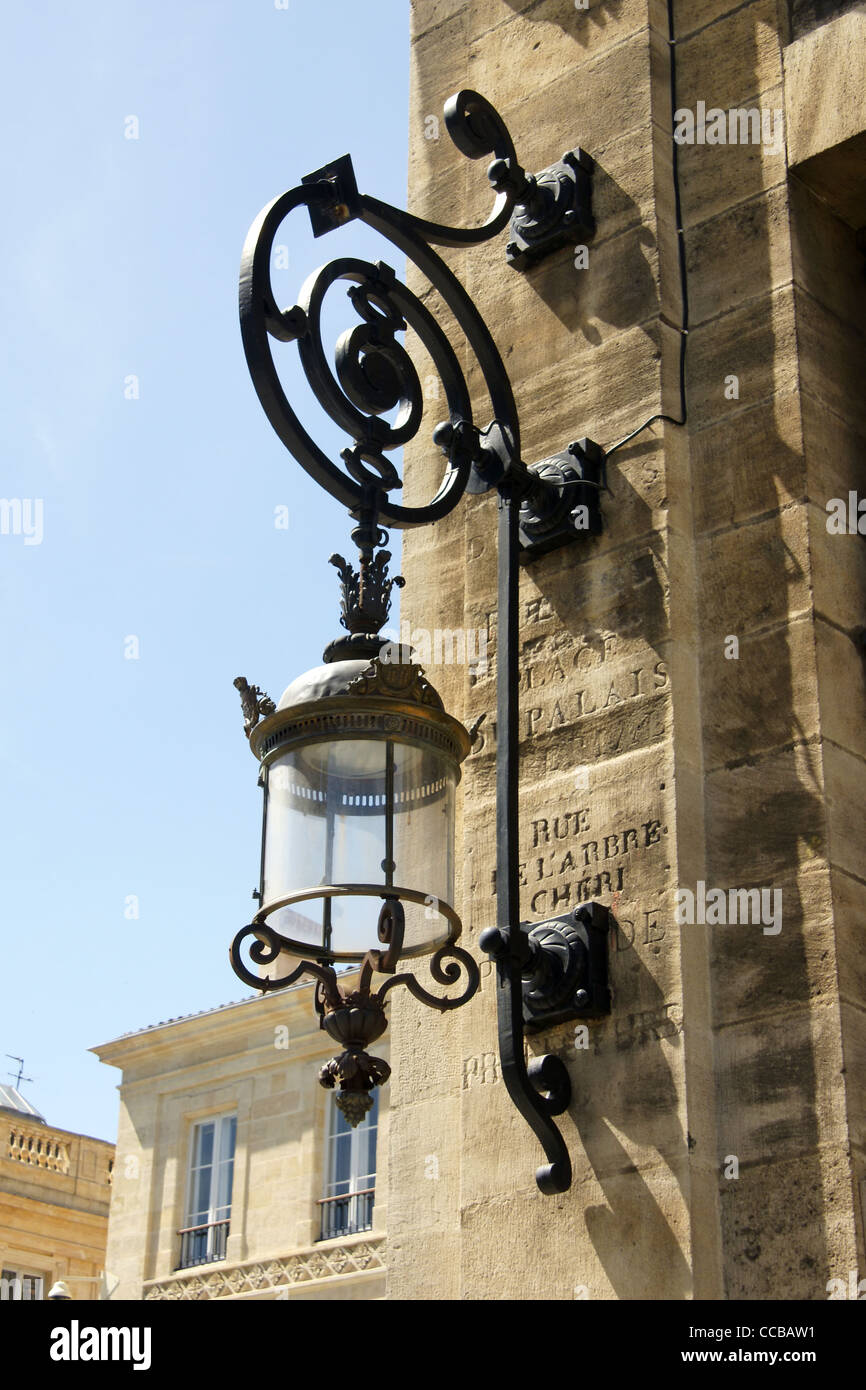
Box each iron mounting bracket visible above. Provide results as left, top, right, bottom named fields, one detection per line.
left=521, top=902, right=611, bottom=1033
left=504, top=148, right=595, bottom=271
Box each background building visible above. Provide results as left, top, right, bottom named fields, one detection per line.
left=0, top=1085, right=113, bottom=1300
left=93, top=975, right=387, bottom=1301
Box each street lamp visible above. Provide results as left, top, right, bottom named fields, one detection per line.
left=231, top=535, right=477, bottom=1127
left=230, top=91, right=611, bottom=1191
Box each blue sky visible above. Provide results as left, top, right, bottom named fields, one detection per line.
left=1, top=1, right=410, bottom=1141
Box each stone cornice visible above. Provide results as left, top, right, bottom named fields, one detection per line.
left=91, top=974, right=360, bottom=1071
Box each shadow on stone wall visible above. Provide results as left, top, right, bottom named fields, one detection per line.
left=508, top=169, right=660, bottom=347
left=533, top=928, right=693, bottom=1298
left=502, top=0, right=628, bottom=47
left=508, top=0, right=837, bottom=1299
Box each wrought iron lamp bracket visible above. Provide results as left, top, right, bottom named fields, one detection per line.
left=476, top=904, right=609, bottom=1194
left=236, top=89, right=612, bottom=1191
left=238, top=88, right=605, bottom=557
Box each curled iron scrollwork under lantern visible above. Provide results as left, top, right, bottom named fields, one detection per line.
left=231, top=90, right=609, bottom=1185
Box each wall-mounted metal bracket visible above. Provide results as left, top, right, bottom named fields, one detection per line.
left=237, top=89, right=610, bottom=1194
left=302, top=154, right=361, bottom=237
left=478, top=900, right=610, bottom=1192
left=522, top=902, right=611, bottom=1033
left=504, top=148, right=595, bottom=271
left=518, top=438, right=605, bottom=559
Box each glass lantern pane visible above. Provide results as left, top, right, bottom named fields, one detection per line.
left=393, top=742, right=455, bottom=953
left=262, top=736, right=457, bottom=958
left=327, top=740, right=388, bottom=956
left=262, top=753, right=330, bottom=949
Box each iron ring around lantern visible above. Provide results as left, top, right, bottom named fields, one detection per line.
left=232, top=890, right=478, bottom=1012
left=251, top=882, right=463, bottom=965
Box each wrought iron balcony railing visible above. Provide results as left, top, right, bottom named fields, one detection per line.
left=317, top=1188, right=375, bottom=1242
left=176, top=1219, right=230, bottom=1270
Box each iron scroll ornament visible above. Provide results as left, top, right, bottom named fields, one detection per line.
left=238, top=90, right=536, bottom=526
left=237, top=90, right=606, bottom=1191
left=229, top=917, right=480, bottom=1013
left=230, top=899, right=479, bottom=1127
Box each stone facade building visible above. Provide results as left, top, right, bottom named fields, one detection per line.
left=93, top=978, right=387, bottom=1301
left=0, top=1086, right=113, bottom=1300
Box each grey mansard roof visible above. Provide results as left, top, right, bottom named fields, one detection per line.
left=0, top=1083, right=45, bottom=1123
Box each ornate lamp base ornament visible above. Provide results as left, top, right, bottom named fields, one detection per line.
left=231, top=898, right=479, bottom=1127
left=317, top=990, right=391, bottom=1127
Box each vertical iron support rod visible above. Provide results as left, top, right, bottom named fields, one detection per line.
left=491, top=491, right=572, bottom=1194
left=497, top=493, right=521, bottom=956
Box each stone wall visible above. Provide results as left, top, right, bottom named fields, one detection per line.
left=385, top=0, right=866, bottom=1300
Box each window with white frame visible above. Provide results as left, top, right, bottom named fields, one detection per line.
left=319, top=1091, right=378, bottom=1241
left=178, top=1112, right=237, bottom=1269
left=1, top=1267, right=45, bottom=1300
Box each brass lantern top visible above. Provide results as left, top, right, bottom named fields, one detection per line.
left=248, top=654, right=471, bottom=771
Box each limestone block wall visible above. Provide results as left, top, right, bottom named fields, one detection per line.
left=384, top=0, right=866, bottom=1300
left=785, top=4, right=866, bottom=1291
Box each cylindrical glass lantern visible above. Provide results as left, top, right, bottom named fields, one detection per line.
left=248, top=655, right=471, bottom=963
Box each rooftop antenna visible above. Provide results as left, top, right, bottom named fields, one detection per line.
left=6, top=1056, right=34, bottom=1091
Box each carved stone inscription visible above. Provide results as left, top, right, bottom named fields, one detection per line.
left=461, top=1003, right=684, bottom=1085
left=467, top=596, right=669, bottom=754
left=488, top=806, right=669, bottom=917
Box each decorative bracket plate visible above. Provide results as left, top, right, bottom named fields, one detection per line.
left=522, top=902, right=611, bottom=1033
left=505, top=148, right=595, bottom=271
left=518, top=438, right=606, bottom=559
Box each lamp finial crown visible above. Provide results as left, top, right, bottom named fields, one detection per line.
left=323, top=541, right=404, bottom=663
